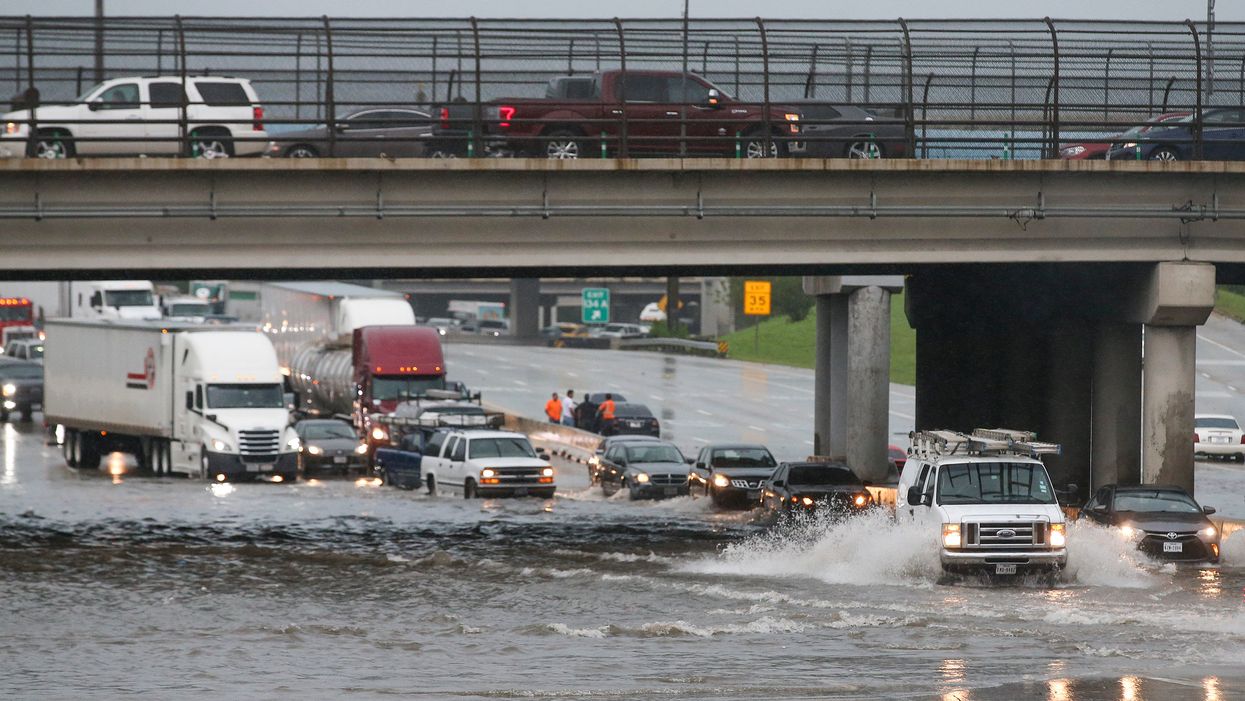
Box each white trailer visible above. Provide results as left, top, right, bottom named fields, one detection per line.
left=227, top=281, right=415, bottom=372
left=44, top=319, right=299, bottom=481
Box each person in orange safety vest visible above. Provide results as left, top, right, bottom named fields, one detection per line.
left=545, top=392, right=562, bottom=423
left=597, top=393, right=617, bottom=425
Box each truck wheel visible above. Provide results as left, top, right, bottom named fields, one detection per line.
left=200, top=447, right=211, bottom=480
left=544, top=130, right=583, bottom=159
left=742, top=131, right=781, bottom=159
left=63, top=430, right=78, bottom=468
left=464, top=479, right=478, bottom=499
left=28, top=130, right=75, bottom=159
left=845, top=137, right=884, bottom=159
left=79, top=433, right=101, bottom=471
left=426, top=474, right=437, bottom=497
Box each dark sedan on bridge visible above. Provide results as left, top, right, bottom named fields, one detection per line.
left=1079, top=484, right=1221, bottom=563
left=267, top=108, right=433, bottom=158
left=1060, top=112, right=1188, bottom=160
left=1104, top=108, right=1245, bottom=161
left=760, top=461, right=874, bottom=516
left=792, top=103, right=907, bottom=159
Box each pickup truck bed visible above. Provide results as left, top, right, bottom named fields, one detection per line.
left=375, top=446, right=422, bottom=490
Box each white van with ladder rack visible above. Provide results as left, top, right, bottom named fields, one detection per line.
left=897, top=428, right=1069, bottom=576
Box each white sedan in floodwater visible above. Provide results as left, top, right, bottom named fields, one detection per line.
left=1193, top=414, right=1245, bottom=461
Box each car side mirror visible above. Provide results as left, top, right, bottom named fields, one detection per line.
left=906, top=486, right=924, bottom=506
left=88, top=99, right=102, bottom=111
left=706, top=88, right=721, bottom=108
left=685, top=457, right=695, bottom=465
left=206, top=414, right=217, bottom=422
left=1204, top=505, right=1217, bottom=515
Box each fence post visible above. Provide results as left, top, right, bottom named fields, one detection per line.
left=431, top=36, right=438, bottom=108
left=470, top=17, right=482, bottom=158
left=614, top=17, right=628, bottom=158
left=1187, top=19, right=1203, bottom=160
left=845, top=37, right=853, bottom=102
left=1104, top=47, right=1112, bottom=122
left=921, top=73, right=933, bottom=158
left=24, top=16, right=36, bottom=145
left=1043, top=17, right=1060, bottom=159
left=756, top=17, right=771, bottom=156
left=679, top=10, right=689, bottom=158
left=1239, top=54, right=1244, bottom=107
left=323, top=15, right=336, bottom=157
left=864, top=45, right=872, bottom=103
left=567, top=38, right=575, bottom=75
left=970, top=46, right=978, bottom=120
left=804, top=44, right=818, bottom=99
left=899, top=18, right=915, bottom=158
left=1163, top=75, right=1176, bottom=111
left=1009, top=39, right=1017, bottom=155
left=176, top=15, right=188, bottom=157
left=294, top=31, right=302, bottom=121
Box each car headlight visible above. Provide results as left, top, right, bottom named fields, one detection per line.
left=371, top=426, right=387, bottom=441
left=307, top=445, right=322, bottom=455
left=355, top=443, right=369, bottom=455
left=1, top=383, right=14, bottom=397
left=1119, top=524, right=1137, bottom=539
left=285, top=436, right=301, bottom=451
left=211, top=438, right=231, bottom=452
left=1201, top=525, right=1218, bottom=539
left=4, top=122, right=19, bottom=135
left=542, top=467, right=555, bottom=477
left=1121, top=142, right=1137, bottom=150
left=634, top=472, right=650, bottom=484
left=1060, top=145, right=1086, bottom=157
left=853, top=494, right=868, bottom=507
left=942, top=523, right=962, bottom=548
left=801, top=496, right=814, bottom=507
left=712, top=473, right=730, bottom=488
left=1050, top=523, right=1066, bottom=548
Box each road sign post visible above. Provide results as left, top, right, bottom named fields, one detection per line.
left=582, top=287, right=610, bottom=325
left=743, top=280, right=772, bottom=354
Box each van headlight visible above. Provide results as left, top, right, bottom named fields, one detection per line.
left=211, top=438, right=231, bottom=452
left=712, top=473, right=730, bottom=488
left=1050, top=523, right=1066, bottom=548
left=285, top=436, right=301, bottom=451
left=942, top=523, right=962, bottom=548
left=481, top=468, right=497, bottom=478
left=541, top=467, right=554, bottom=478
left=1, top=383, right=15, bottom=397
left=371, top=426, right=387, bottom=441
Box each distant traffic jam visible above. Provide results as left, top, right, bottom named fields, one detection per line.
left=0, top=279, right=1230, bottom=581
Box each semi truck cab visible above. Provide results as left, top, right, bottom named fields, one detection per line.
left=897, top=428, right=1069, bottom=577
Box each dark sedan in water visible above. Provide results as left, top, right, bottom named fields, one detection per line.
left=1080, top=484, right=1221, bottom=563
left=599, top=402, right=660, bottom=437
left=792, top=103, right=907, bottom=159
left=760, top=461, right=874, bottom=515
left=0, top=361, right=41, bottom=422
left=1104, top=108, right=1245, bottom=161
left=267, top=108, right=433, bottom=158
left=690, top=443, right=778, bottom=509
left=294, top=418, right=368, bottom=476
left=597, top=440, right=691, bottom=500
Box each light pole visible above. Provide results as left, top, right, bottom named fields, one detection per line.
left=1208, top=0, right=1215, bottom=96
left=94, top=0, right=105, bottom=84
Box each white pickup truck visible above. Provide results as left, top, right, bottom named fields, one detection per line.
left=897, top=428, right=1069, bottom=577
left=419, top=429, right=555, bottom=499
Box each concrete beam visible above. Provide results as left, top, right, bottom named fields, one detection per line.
left=813, top=294, right=848, bottom=458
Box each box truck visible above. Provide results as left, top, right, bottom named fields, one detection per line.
left=44, top=319, right=299, bottom=481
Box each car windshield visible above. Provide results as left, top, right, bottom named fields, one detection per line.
left=372, top=375, right=446, bottom=401
left=76, top=83, right=105, bottom=102
left=711, top=448, right=776, bottom=468
left=469, top=437, right=536, bottom=459
left=1196, top=417, right=1239, bottom=429
left=936, top=461, right=1056, bottom=505
left=19, top=344, right=44, bottom=359
left=300, top=422, right=356, bottom=440
left=626, top=444, right=684, bottom=464
left=1113, top=490, right=1203, bottom=514
left=206, top=383, right=284, bottom=409
left=1, top=365, right=42, bottom=379
left=788, top=465, right=860, bottom=486
left=105, top=290, right=154, bottom=307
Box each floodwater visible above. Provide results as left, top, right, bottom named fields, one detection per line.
left=2, top=421, right=1244, bottom=700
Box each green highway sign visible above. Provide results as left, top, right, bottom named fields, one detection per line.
left=582, top=287, right=610, bottom=324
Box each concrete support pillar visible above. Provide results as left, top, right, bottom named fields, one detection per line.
left=1141, top=325, right=1197, bottom=491
left=509, top=278, right=540, bottom=340
left=666, top=276, right=680, bottom=333
left=813, top=294, right=848, bottom=458
left=846, top=286, right=892, bottom=483
left=1091, top=323, right=1142, bottom=489
left=700, top=277, right=734, bottom=337
left=1042, top=322, right=1093, bottom=494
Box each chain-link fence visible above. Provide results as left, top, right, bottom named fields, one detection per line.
left=0, top=16, right=1239, bottom=160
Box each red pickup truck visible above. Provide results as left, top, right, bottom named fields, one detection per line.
left=430, top=70, right=802, bottom=158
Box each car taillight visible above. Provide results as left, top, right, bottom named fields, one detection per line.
left=252, top=106, right=264, bottom=131
left=440, top=107, right=450, bottom=129
left=498, top=105, right=516, bottom=129
left=1193, top=433, right=1200, bottom=443
left=1240, top=435, right=1245, bottom=444
left=648, top=418, right=659, bottom=427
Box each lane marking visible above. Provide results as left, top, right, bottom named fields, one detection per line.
left=650, top=395, right=665, bottom=401
left=512, top=379, right=528, bottom=386
left=1198, top=360, right=1245, bottom=367
left=1199, top=333, right=1245, bottom=360
left=691, top=437, right=709, bottom=443
left=1198, top=391, right=1232, bottom=398
left=1231, top=386, right=1239, bottom=392
left=747, top=425, right=767, bottom=432
left=1201, top=372, right=1212, bottom=378
left=697, top=409, right=713, bottom=416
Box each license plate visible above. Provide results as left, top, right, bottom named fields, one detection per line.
left=663, top=487, right=677, bottom=496
left=254, top=463, right=274, bottom=472
left=747, top=490, right=760, bottom=499
left=1163, top=541, right=1183, bottom=553
left=334, top=456, right=348, bottom=464
left=995, top=564, right=1018, bottom=575
left=514, top=487, right=528, bottom=496
left=1212, top=436, right=1229, bottom=444
left=629, top=421, right=642, bottom=428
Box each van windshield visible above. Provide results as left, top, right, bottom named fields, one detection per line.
left=372, top=375, right=446, bottom=401
left=207, top=383, right=284, bottom=409
left=936, top=461, right=1056, bottom=505
left=105, top=290, right=154, bottom=307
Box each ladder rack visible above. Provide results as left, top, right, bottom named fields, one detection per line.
left=908, top=428, right=1061, bottom=460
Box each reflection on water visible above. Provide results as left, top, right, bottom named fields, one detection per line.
left=208, top=482, right=235, bottom=498
left=1205, top=676, right=1222, bottom=701
left=1047, top=678, right=1071, bottom=701
left=106, top=451, right=126, bottom=484
left=1197, top=568, right=1222, bottom=597
left=1121, top=675, right=1141, bottom=701
left=2, top=423, right=14, bottom=486
left=940, top=658, right=969, bottom=701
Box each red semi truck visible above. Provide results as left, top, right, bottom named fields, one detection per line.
left=430, top=70, right=802, bottom=159
left=289, top=325, right=447, bottom=456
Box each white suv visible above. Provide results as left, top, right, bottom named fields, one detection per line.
left=1, top=76, right=267, bottom=159
left=897, top=429, right=1069, bottom=577
left=1193, top=413, right=1245, bottom=461
left=419, top=429, right=556, bottom=499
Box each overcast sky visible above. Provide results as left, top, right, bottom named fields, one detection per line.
left=12, top=0, right=1245, bottom=21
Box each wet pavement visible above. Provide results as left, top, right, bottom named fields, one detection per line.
left=2, top=419, right=1244, bottom=700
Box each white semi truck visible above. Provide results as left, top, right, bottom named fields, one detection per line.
left=44, top=319, right=299, bottom=481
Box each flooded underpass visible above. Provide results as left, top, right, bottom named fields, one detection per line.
left=3, top=421, right=1244, bottom=700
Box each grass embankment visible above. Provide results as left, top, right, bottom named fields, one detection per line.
left=1215, top=287, right=1245, bottom=323
left=721, top=292, right=916, bottom=385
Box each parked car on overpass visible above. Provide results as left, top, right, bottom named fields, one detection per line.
left=1104, top=108, right=1245, bottom=161
left=266, top=108, right=433, bottom=158
left=1, top=75, right=267, bottom=159
left=1059, top=112, right=1188, bottom=160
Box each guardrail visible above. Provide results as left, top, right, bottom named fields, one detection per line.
left=1, top=17, right=1244, bottom=160
left=617, top=337, right=725, bottom=357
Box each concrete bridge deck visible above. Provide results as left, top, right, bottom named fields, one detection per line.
left=3, top=158, right=1245, bottom=276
